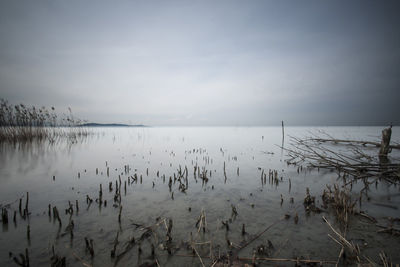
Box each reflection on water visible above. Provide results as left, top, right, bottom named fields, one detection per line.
left=0, top=127, right=399, bottom=266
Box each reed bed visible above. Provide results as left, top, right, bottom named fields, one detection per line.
left=0, top=99, right=90, bottom=143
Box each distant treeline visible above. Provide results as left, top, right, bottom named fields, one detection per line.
left=79, top=123, right=146, bottom=127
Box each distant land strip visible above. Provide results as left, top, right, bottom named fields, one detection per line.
left=79, top=123, right=147, bottom=127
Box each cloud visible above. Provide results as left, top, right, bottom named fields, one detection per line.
left=1, top=0, right=399, bottom=125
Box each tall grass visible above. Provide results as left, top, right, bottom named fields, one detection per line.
left=0, top=99, right=90, bottom=143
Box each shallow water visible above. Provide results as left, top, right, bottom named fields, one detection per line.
left=0, top=126, right=399, bottom=266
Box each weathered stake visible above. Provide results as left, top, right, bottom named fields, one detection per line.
left=379, top=125, right=392, bottom=157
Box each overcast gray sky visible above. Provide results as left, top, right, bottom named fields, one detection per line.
left=0, top=0, right=399, bottom=126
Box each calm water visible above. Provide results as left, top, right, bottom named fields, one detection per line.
left=0, top=127, right=399, bottom=266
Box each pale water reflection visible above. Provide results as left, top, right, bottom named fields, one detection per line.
left=0, top=127, right=399, bottom=266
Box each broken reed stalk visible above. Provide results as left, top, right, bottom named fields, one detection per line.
left=323, top=216, right=360, bottom=262
left=192, top=245, right=206, bottom=267
left=25, top=248, right=29, bottom=267
left=118, top=206, right=122, bottom=223
left=191, top=210, right=210, bottom=267
left=322, top=184, right=357, bottom=227
left=71, top=251, right=92, bottom=267
left=11, top=248, right=30, bottom=267
left=53, top=206, right=62, bottom=226
left=1, top=208, right=8, bottom=225
left=110, top=232, right=119, bottom=258
left=238, top=256, right=336, bottom=264
left=194, top=209, right=207, bottom=240
left=84, top=237, right=94, bottom=257
left=238, top=216, right=284, bottom=252
left=27, top=225, right=30, bottom=241
left=113, top=218, right=167, bottom=264
left=25, top=192, right=29, bottom=214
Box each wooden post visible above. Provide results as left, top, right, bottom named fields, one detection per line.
left=281, top=120, right=284, bottom=139
left=379, top=125, right=392, bottom=157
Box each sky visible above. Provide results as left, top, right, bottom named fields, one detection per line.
left=0, top=0, right=399, bottom=126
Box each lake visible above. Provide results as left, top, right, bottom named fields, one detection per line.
left=1, top=126, right=399, bottom=266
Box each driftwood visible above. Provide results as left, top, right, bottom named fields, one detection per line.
left=174, top=253, right=337, bottom=265
left=238, top=256, right=337, bottom=264
left=284, top=129, right=400, bottom=183
left=303, top=137, right=400, bottom=150
left=323, top=216, right=361, bottom=264
left=379, top=126, right=393, bottom=156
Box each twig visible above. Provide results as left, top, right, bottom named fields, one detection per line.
left=192, top=245, right=205, bottom=267
left=238, top=256, right=336, bottom=264
left=72, top=251, right=92, bottom=267
left=237, top=216, right=284, bottom=251
left=323, top=216, right=355, bottom=251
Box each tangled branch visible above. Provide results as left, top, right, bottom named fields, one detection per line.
left=284, top=133, right=400, bottom=184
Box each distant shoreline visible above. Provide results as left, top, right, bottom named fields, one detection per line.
left=78, top=123, right=147, bottom=127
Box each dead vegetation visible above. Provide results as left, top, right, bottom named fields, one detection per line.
left=322, top=184, right=357, bottom=228
left=284, top=127, right=400, bottom=266
left=0, top=99, right=90, bottom=143
left=2, top=126, right=399, bottom=266
left=284, top=127, right=400, bottom=184
left=285, top=127, right=399, bottom=229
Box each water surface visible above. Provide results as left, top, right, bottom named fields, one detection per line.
left=1, top=127, right=399, bottom=266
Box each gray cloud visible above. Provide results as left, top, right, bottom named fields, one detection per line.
left=1, top=0, right=399, bottom=126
